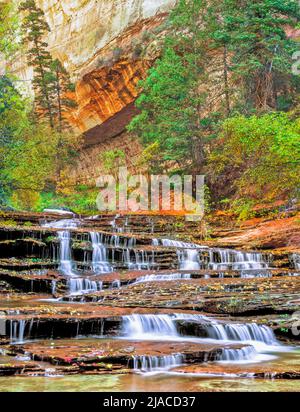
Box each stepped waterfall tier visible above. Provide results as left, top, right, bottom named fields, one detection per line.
left=0, top=211, right=299, bottom=392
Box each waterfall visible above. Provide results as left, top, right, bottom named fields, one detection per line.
left=218, top=346, right=257, bottom=362
left=10, top=320, right=26, bottom=343
left=68, top=278, right=103, bottom=295
left=51, top=280, right=56, bottom=295
left=122, top=314, right=178, bottom=338
left=58, top=231, right=76, bottom=276
left=152, top=238, right=270, bottom=272
left=122, top=249, right=155, bottom=270
left=43, top=219, right=79, bottom=229
left=111, top=279, right=121, bottom=289
left=134, top=273, right=191, bottom=283
left=241, top=272, right=272, bottom=278
left=152, top=238, right=201, bottom=270
left=122, top=313, right=278, bottom=346
left=132, top=354, right=184, bottom=372
left=90, top=232, right=112, bottom=273
left=208, top=249, right=269, bottom=271
left=43, top=219, right=79, bottom=277
left=110, top=214, right=123, bottom=233
left=105, top=234, right=136, bottom=248
left=178, top=249, right=200, bottom=270
left=153, top=239, right=203, bottom=248
left=206, top=323, right=277, bottom=345
left=291, top=253, right=300, bottom=270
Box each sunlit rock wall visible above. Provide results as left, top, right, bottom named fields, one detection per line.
left=9, top=0, right=175, bottom=133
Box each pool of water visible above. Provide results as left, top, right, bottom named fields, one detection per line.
left=0, top=374, right=299, bottom=392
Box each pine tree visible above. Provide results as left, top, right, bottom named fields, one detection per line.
left=222, top=0, right=300, bottom=112
left=19, top=0, right=56, bottom=128
left=51, top=59, right=77, bottom=132
left=129, top=0, right=220, bottom=174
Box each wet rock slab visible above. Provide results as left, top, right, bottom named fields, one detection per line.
left=7, top=338, right=251, bottom=372
left=173, top=350, right=300, bottom=380
left=79, top=276, right=300, bottom=317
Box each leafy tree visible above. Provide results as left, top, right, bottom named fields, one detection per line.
left=0, top=76, right=29, bottom=206
left=99, top=149, right=126, bottom=178
left=3, top=122, right=79, bottom=210
left=207, top=113, right=300, bottom=208
left=0, top=2, right=19, bottom=58
left=0, top=77, right=79, bottom=210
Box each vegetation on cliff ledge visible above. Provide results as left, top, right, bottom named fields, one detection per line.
left=129, top=0, right=300, bottom=215
left=0, top=0, right=299, bottom=217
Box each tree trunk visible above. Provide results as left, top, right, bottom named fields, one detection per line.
left=223, top=45, right=230, bottom=116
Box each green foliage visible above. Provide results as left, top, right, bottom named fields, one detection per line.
left=0, top=74, right=79, bottom=210
left=0, top=219, right=17, bottom=227
left=208, top=113, right=300, bottom=209
left=137, top=141, right=163, bottom=172
left=1, top=0, right=299, bottom=216
left=0, top=76, right=30, bottom=206
left=50, top=59, right=77, bottom=132
left=99, top=149, right=126, bottom=177
left=23, top=221, right=33, bottom=227
left=19, top=1, right=76, bottom=130
left=0, top=2, right=19, bottom=57
left=3, top=122, right=77, bottom=210
left=128, top=0, right=221, bottom=174
left=20, top=0, right=56, bottom=128
left=37, top=186, right=99, bottom=215
left=129, top=0, right=300, bottom=212
left=220, top=0, right=300, bottom=112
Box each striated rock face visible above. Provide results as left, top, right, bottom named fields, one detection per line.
left=65, top=58, right=150, bottom=133
left=10, top=0, right=175, bottom=134
left=35, top=0, right=174, bottom=76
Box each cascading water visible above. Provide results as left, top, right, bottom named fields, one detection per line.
left=105, top=234, right=136, bottom=248
left=153, top=239, right=203, bottom=248
left=122, top=249, right=155, bottom=270
left=122, top=313, right=278, bottom=346
left=110, top=214, right=123, bottom=233
left=205, top=322, right=277, bottom=345
left=58, top=231, right=76, bottom=276
left=132, top=354, right=184, bottom=372
left=208, top=249, right=269, bottom=271
left=68, top=278, right=103, bottom=295
left=43, top=219, right=79, bottom=277
left=10, top=320, right=27, bottom=343
left=178, top=249, right=200, bottom=270
left=111, top=279, right=121, bottom=289
left=217, top=346, right=257, bottom=362
left=134, top=273, right=191, bottom=283
left=153, top=238, right=202, bottom=270
left=122, top=314, right=178, bottom=338
left=43, top=219, right=79, bottom=230
left=90, top=232, right=112, bottom=273
left=51, top=280, right=56, bottom=295
left=291, top=253, right=300, bottom=270
left=121, top=313, right=281, bottom=366
left=29, top=215, right=295, bottom=378
left=153, top=238, right=270, bottom=272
